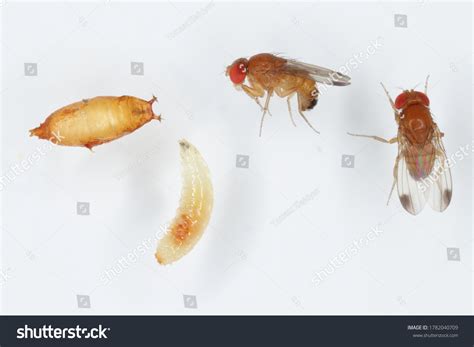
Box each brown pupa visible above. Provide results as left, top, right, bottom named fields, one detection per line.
left=30, top=95, right=161, bottom=150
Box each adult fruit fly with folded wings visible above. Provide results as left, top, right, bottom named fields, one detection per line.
left=226, top=53, right=351, bottom=136
left=348, top=76, right=452, bottom=215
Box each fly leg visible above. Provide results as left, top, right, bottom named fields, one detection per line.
left=424, top=75, right=430, bottom=95
left=348, top=131, right=400, bottom=204
left=296, top=93, right=319, bottom=134
left=347, top=133, right=398, bottom=144
left=241, top=84, right=264, bottom=109
left=259, top=90, right=274, bottom=137
left=286, top=94, right=297, bottom=127
left=433, top=125, right=445, bottom=138
left=241, top=82, right=273, bottom=117
left=275, top=87, right=297, bottom=127
left=387, top=155, right=400, bottom=205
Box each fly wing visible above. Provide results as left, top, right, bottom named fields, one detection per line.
left=284, top=59, right=351, bottom=86
left=396, top=148, right=430, bottom=215
left=395, top=128, right=452, bottom=215
left=426, top=128, right=453, bottom=212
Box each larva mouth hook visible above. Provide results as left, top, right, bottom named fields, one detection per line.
left=179, top=139, right=190, bottom=149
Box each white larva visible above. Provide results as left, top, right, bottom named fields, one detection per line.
left=155, top=139, right=214, bottom=265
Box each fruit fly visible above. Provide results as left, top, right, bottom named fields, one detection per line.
left=348, top=76, right=452, bottom=215
left=226, top=53, right=351, bottom=136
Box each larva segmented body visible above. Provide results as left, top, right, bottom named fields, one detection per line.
left=155, top=140, right=213, bottom=265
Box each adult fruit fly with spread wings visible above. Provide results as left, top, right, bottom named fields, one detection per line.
left=348, top=76, right=452, bottom=215
left=226, top=53, right=351, bottom=136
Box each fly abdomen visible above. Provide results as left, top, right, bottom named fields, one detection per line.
left=405, top=144, right=436, bottom=180
left=308, top=94, right=318, bottom=109
left=298, top=79, right=319, bottom=111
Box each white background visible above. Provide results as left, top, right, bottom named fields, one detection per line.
left=1, top=1, right=472, bottom=315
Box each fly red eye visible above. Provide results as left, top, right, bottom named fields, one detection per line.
left=229, top=63, right=247, bottom=84
left=415, top=91, right=430, bottom=107
left=394, top=93, right=408, bottom=109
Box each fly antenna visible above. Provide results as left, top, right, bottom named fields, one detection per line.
left=380, top=82, right=397, bottom=111
left=412, top=82, right=421, bottom=91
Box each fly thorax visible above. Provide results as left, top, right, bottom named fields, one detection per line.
left=402, top=118, right=429, bottom=144
left=408, top=118, right=426, bottom=132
